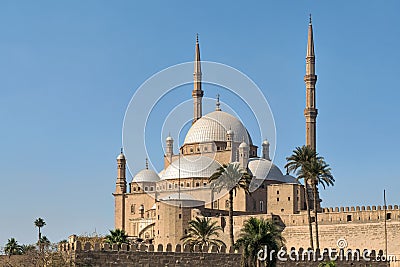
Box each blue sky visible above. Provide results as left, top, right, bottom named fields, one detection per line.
left=0, top=1, right=399, bottom=245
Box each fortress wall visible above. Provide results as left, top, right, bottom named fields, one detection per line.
left=279, top=205, right=400, bottom=227
left=282, top=220, right=400, bottom=257
left=217, top=208, right=400, bottom=258
left=58, top=242, right=391, bottom=267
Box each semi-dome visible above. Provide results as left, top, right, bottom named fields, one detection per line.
left=160, top=155, right=221, bottom=180
left=132, top=169, right=160, bottom=183
left=247, top=158, right=286, bottom=183
left=282, top=174, right=300, bottom=184
left=184, top=110, right=252, bottom=145
left=161, top=192, right=195, bottom=200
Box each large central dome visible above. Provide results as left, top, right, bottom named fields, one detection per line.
left=184, top=110, right=252, bottom=145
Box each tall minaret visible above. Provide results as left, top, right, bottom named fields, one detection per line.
left=114, top=148, right=127, bottom=231
left=192, top=34, right=204, bottom=124
left=115, top=149, right=127, bottom=194
left=304, top=15, right=318, bottom=151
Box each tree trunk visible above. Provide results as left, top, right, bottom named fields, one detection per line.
left=38, top=228, right=42, bottom=252
left=313, top=182, right=320, bottom=249
left=304, top=183, right=314, bottom=249
left=229, top=190, right=234, bottom=247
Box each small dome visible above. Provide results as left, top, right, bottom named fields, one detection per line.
left=247, top=158, right=286, bottom=182
left=160, top=155, right=221, bottom=180
left=184, top=111, right=252, bottom=145
left=166, top=136, right=173, bottom=141
left=132, top=169, right=160, bottom=183
left=262, top=139, right=269, bottom=145
left=117, top=153, right=125, bottom=160
left=227, top=129, right=234, bottom=135
left=239, top=141, right=248, bottom=148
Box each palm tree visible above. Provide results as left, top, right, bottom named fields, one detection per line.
left=299, top=157, right=334, bottom=249
left=105, top=229, right=129, bottom=249
left=285, top=146, right=320, bottom=249
left=209, top=163, right=252, bottom=247
left=34, top=218, right=46, bottom=251
left=5, top=238, right=22, bottom=258
left=181, top=217, right=225, bottom=250
left=234, top=217, right=284, bottom=267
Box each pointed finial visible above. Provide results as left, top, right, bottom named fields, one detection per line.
left=309, top=14, right=312, bottom=25
left=120, top=147, right=123, bottom=154
left=145, top=158, right=149, bottom=170
left=216, top=94, right=221, bottom=111
left=196, top=33, right=199, bottom=43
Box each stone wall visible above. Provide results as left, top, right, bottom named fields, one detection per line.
left=59, top=242, right=394, bottom=267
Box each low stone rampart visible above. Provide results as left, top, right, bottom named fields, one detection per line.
left=58, top=242, right=394, bottom=267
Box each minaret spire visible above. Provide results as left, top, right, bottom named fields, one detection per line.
left=215, top=94, right=221, bottom=111
left=304, top=15, right=321, bottom=217
left=192, top=34, right=204, bottom=124
left=304, top=15, right=318, bottom=151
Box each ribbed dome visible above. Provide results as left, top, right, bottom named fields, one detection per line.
left=160, top=155, right=221, bottom=180
left=184, top=111, right=252, bottom=144
left=132, top=169, right=160, bottom=183
left=247, top=158, right=286, bottom=182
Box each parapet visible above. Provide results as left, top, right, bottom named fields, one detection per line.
left=322, top=205, right=399, bottom=213
left=58, top=241, right=241, bottom=254
left=58, top=242, right=394, bottom=264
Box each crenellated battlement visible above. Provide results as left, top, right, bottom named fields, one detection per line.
left=58, top=241, right=240, bottom=254
left=322, top=205, right=399, bottom=213
left=274, top=204, right=400, bottom=227
left=57, top=242, right=394, bottom=266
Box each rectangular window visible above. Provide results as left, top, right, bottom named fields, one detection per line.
left=260, top=201, right=264, bottom=212
left=213, top=200, right=218, bottom=209
left=179, top=214, right=182, bottom=219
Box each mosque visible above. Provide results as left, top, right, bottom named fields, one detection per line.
left=112, top=18, right=317, bottom=246
left=113, top=19, right=400, bottom=258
